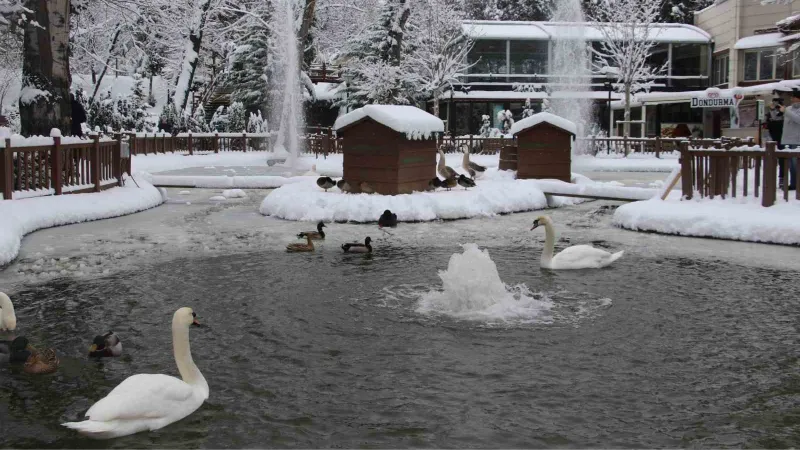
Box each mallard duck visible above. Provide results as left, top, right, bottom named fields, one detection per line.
left=297, top=221, right=326, bottom=240
left=286, top=235, right=314, bottom=252
left=316, top=176, right=335, bottom=191
left=63, top=308, right=208, bottom=439
left=457, top=174, right=476, bottom=190
left=0, top=336, right=32, bottom=364
left=378, top=210, right=397, bottom=228
left=360, top=182, right=375, bottom=194
left=0, top=292, right=17, bottom=331
left=337, top=179, right=352, bottom=193
left=428, top=177, right=442, bottom=191
left=342, top=237, right=372, bottom=253
left=24, top=346, right=59, bottom=374
left=437, top=150, right=458, bottom=180
left=462, top=146, right=486, bottom=179
left=442, top=176, right=458, bottom=191
left=89, top=331, right=122, bottom=357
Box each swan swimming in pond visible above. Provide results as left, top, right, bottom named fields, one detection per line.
left=62, top=307, right=207, bottom=439
left=530, top=215, right=624, bottom=270
left=0, top=292, right=17, bottom=331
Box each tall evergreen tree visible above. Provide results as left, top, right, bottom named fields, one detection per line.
left=230, top=9, right=271, bottom=114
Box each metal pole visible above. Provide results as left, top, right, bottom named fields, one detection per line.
left=607, top=82, right=612, bottom=153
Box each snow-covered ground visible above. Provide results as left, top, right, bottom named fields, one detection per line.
left=0, top=178, right=164, bottom=267
left=613, top=196, right=800, bottom=246
left=574, top=153, right=680, bottom=173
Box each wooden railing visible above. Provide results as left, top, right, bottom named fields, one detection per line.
left=679, top=141, right=799, bottom=207
left=579, top=136, right=757, bottom=157
left=1, top=134, right=125, bottom=200
left=437, top=136, right=515, bottom=155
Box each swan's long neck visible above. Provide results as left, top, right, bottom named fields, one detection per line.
left=438, top=151, right=446, bottom=170
left=541, top=221, right=557, bottom=267
left=172, top=321, right=208, bottom=396
left=462, top=151, right=469, bottom=169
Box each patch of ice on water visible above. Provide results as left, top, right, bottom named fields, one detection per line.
left=209, top=196, right=226, bottom=201
left=179, top=190, right=191, bottom=195
left=222, top=189, right=247, bottom=199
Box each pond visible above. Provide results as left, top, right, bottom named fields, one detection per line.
left=1, top=230, right=798, bottom=448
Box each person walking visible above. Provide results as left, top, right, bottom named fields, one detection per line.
left=70, top=91, right=87, bottom=137
left=779, top=91, right=799, bottom=190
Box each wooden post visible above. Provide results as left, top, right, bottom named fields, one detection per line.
left=762, top=141, right=777, bottom=207
left=242, top=132, right=247, bottom=152
left=214, top=133, right=219, bottom=154
left=188, top=133, right=194, bottom=156
left=92, top=134, right=101, bottom=192
left=322, top=129, right=331, bottom=160
left=113, top=133, right=122, bottom=186
left=1, top=139, right=12, bottom=200
left=655, top=136, right=662, bottom=159
left=469, top=134, right=473, bottom=154
left=679, top=141, right=693, bottom=200
left=52, top=136, right=62, bottom=195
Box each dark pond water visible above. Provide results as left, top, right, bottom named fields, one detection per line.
left=1, top=243, right=799, bottom=448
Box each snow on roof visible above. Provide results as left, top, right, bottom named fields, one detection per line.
left=462, top=20, right=712, bottom=43
left=609, top=80, right=800, bottom=109
left=440, top=90, right=623, bottom=101
left=780, top=32, right=800, bottom=42
left=777, top=13, right=800, bottom=30
left=333, top=105, right=444, bottom=140
left=733, top=32, right=784, bottom=50
left=308, top=82, right=342, bottom=102
left=509, top=112, right=577, bottom=136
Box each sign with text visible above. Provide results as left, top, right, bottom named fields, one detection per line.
left=691, top=95, right=737, bottom=108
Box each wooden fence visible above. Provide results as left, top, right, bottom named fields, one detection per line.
left=1, top=134, right=125, bottom=200
left=578, top=136, right=757, bottom=157
left=437, top=135, right=514, bottom=154
left=679, top=141, right=799, bottom=207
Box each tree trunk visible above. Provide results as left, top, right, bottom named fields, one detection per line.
left=20, top=0, right=71, bottom=136
left=149, top=73, right=154, bottom=98
left=433, top=94, right=440, bottom=117
left=298, top=0, right=316, bottom=67
left=623, top=82, right=631, bottom=140
left=89, top=25, right=122, bottom=103
left=389, top=0, right=410, bottom=65
left=172, top=0, right=213, bottom=113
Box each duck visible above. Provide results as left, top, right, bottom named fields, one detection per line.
left=437, top=150, right=458, bottom=181
left=0, top=336, right=32, bottom=364
left=360, top=182, right=375, bottom=194
left=0, top=292, right=17, bottom=331
left=297, top=221, right=326, bottom=240
left=286, top=235, right=314, bottom=252
left=428, top=177, right=442, bottom=191
left=442, top=176, right=458, bottom=191
left=337, top=179, right=352, bottom=193
left=62, top=307, right=207, bottom=439
left=378, top=210, right=397, bottom=228
left=24, top=346, right=60, bottom=374
left=89, top=331, right=123, bottom=358
left=457, top=174, right=476, bottom=190
left=530, top=215, right=624, bottom=270
left=316, top=176, right=335, bottom=191
left=342, top=237, right=372, bottom=253
left=462, top=146, right=486, bottom=179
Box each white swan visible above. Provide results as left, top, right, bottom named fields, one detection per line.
left=0, top=292, right=17, bottom=331
left=62, top=307, right=208, bottom=439
left=530, top=215, right=624, bottom=270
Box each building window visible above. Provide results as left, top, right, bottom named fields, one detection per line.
left=743, top=49, right=777, bottom=81
left=468, top=40, right=507, bottom=80
left=509, top=41, right=548, bottom=77
left=671, top=43, right=709, bottom=77
left=712, top=54, right=729, bottom=86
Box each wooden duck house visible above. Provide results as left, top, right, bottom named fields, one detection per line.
left=333, top=105, right=444, bottom=195
left=509, top=112, right=576, bottom=182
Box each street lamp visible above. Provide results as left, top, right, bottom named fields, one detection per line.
left=600, top=66, right=619, bottom=153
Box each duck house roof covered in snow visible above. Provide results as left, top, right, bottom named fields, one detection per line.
left=509, top=112, right=575, bottom=183
left=333, top=105, right=443, bottom=195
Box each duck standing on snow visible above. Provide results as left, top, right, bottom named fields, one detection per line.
left=62, top=308, right=207, bottom=439
left=461, top=146, right=486, bottom=179
left=316, top=176, right=335, bottom=192
left=530, top=215, right=624, bottom=270
left=428, top=177, right=442, bottom=191
left=337, top=179, right=351, bottom=193
left=0, top=292, right=17, bottom=332
left=378, top=210, right=397, bottom=228
left=342, top=237, right=372, bottom=253
left=297, top=221, right=326, bottom=240
left=442, top=177, right=458, bottom=191
left=89, top=331, right=123, bottom=357
left=457, top=174, right=476, bottom=190
left=437, top=149, right=458, bottom=181
left=287, top=235, right=315, bottom=252
left=360, top=182, right=376, bottom=194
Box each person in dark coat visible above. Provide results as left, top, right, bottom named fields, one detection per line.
left=70, top=92, right=87, bottom=137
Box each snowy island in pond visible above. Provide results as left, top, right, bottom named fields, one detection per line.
left=333, top=105, right=444, bottom=140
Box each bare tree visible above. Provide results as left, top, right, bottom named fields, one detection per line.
left=588, top=0, right=666, bottom=140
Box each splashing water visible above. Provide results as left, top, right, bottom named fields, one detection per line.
left=269, top=0, right=305, bottom=171
left=548, top=0, right=596, bottom=155
left=415, top=244, right=554, bottom=323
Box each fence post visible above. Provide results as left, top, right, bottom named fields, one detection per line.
left=242, top=132, right=247, bottom=152
left=91, top=134, right=101, bottom=192
left=188, top=132, right=194, bottom=156
left=214, top=133, right=219, bottom=154
left=679, top=140, right=693, bottom=200
left=52, top=136, right=62, bottom=195
left=1, top=139, right=12, bottom=200
left=113, top=133, right=122, bottom=186
left=762, top=141, right=777, bottom=207
left=322, top=129, right=331, bottom=160
left=655, top=136, right=662, bottom=159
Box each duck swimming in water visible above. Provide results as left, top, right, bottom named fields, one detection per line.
left=89, top=331, right=122, bottom=357
left=297, top=221, right=326, bottom=240
left=0, top=336, right=32, bottom=364
left=342, top=237, right=372, bottom=253
left=378, top=210, right=397, bottom=228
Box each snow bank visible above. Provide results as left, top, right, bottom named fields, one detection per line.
left=0, top=179, right=164, bottom=266
left=133, top=152, right=275, bottom=174
left=533, top=179, right=659, bottom=201
left=613, top=197, right=800, bottom=245
left=333, top=105, right=444, bottom=140
left=573, top=154, right=679, bottom=172
left=509, top=112, right=577, bottom=136
left=144, top=174, right=312, bottom=189
left=260, top=170, right=549, bottom=222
